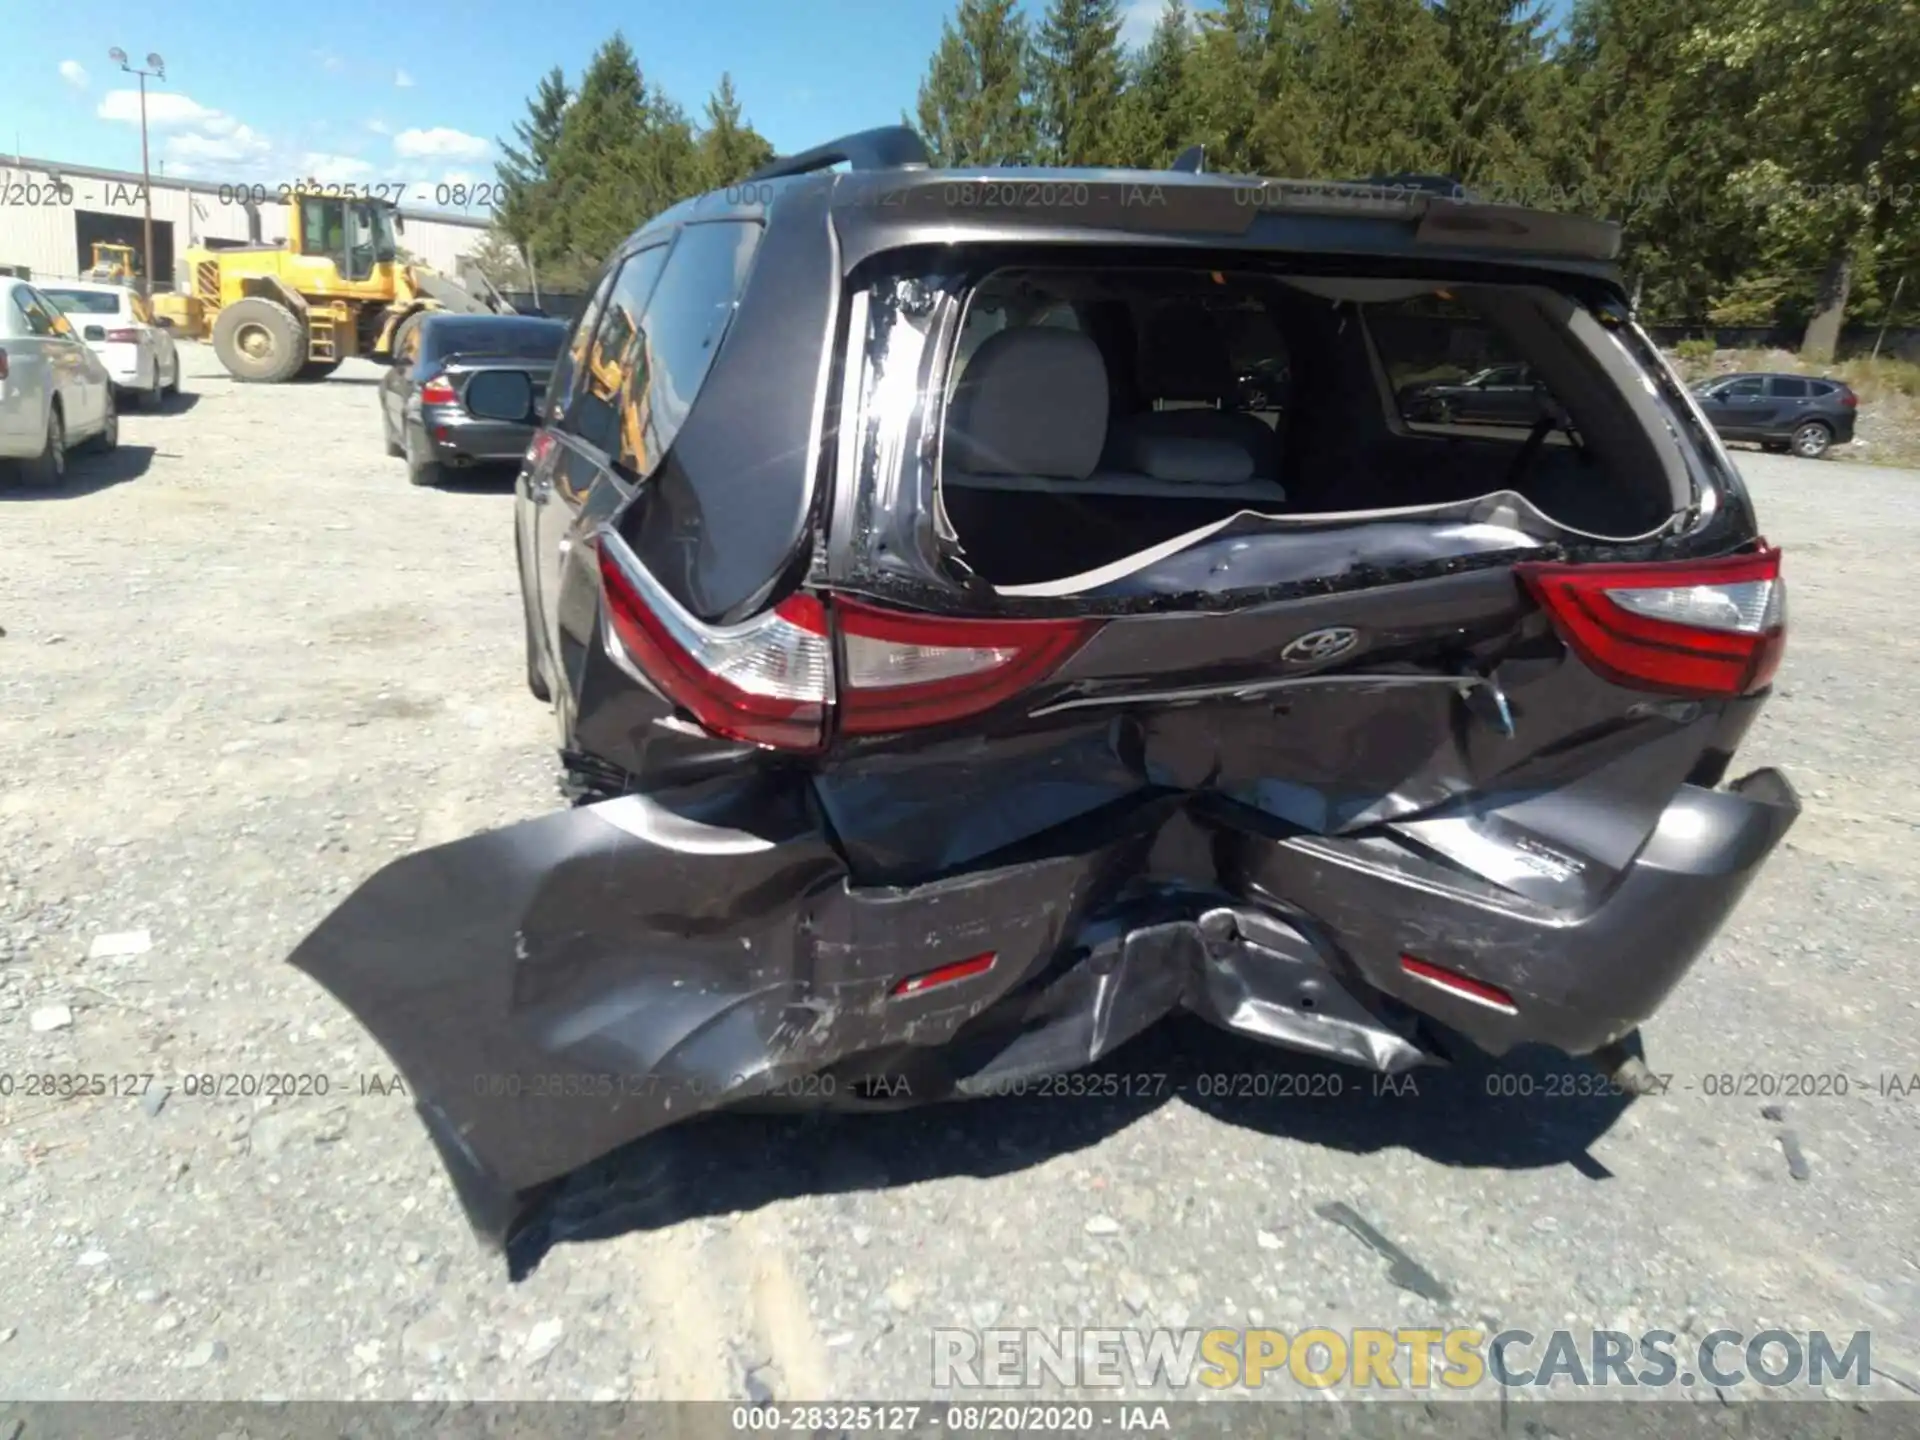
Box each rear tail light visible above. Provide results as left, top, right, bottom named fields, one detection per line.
left=1841, top=389, right=1859, bottom=409
left=597, top=533, right=833, bottom=751
left=835, top=599, right=1094, bottom=735
left=105, top=328, right=142, bottom=343
left=1517, top=547, right=1785, bottom=698
left=594, top=533, right=1094, bottom=751
left=0, top=348, right=8, bottom=381
left=419, top=375, right=458, bottom=405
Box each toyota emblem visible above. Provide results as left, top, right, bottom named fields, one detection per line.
left=1281, top=626, right=1360, bottom=665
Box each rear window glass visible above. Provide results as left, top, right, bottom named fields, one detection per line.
left=423, top=317, right=567, bottom=361
left=41, top=288, right=122, bottom=315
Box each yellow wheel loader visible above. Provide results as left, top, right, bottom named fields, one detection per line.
left=182, top=189, right=513, bottom=383
left=85, top=242, right=140, bottom=283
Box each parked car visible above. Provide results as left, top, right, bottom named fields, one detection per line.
left=378, top=312, right=569, bottom=487
left=292, top=131, right=1798, bottom=1250
left=1690, top=372, right=1856, bottom=458
left=38, top=279, right=182, bottom=410
left=1397, top=362, right=1552, bottom=427
left=0, top=276, right=118, bottom=486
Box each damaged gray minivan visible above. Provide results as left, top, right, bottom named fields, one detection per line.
left=291, top=129, right=1799, bottom=1248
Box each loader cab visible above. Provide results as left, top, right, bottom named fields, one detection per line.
left=290, top=193, right=401, bottom=287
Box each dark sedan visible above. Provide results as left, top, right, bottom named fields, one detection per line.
left=1396, top=363, right=1551, bottom=427
left=379, top=313, right=568, bottom=486
left=1690, top=372, right=1857, bottom=459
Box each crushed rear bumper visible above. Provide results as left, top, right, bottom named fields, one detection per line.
left=289, top=768, right=1797, bottom=1249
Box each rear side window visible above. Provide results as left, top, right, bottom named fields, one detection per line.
left=617, top=220, right=763, bottom=478
left=13, top=289, right=61, bottom=336
left=1769, top=377, right=1810, bottom=398
left=549, top=263, right=623, bottom=429
left=1809, top=380, right=1839, bottom=397
left=559, top=244, right=668, bottom=458
left=1367, top=295, right=1559, bottom=430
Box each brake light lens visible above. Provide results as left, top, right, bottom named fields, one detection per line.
left=1840, top=389, right=1859, bottom=409
left=835, top=599, right=1094, bottom=736
left=593, top=533, right=1096, bottom=751
left=419, top=375, right=457, bottom=405
left=891, top=951, right=998, bottom=998
left=597, top=534, right=833, bottom=751
left=0, top=348, right=8, bottom=381
left=105, top=328, right=142, bottom=343
left=1516, top=548, right=1785, bottom=698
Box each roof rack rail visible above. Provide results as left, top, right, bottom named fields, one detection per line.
left=743, top=125, right=931, bottom=183
left=1170, top=144, right=1205, bottom=174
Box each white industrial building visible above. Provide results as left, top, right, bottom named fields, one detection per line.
left=0, top=154, right=490, bottom=289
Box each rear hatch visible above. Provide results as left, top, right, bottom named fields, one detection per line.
left=290, top=235, right=1799, bottom=1248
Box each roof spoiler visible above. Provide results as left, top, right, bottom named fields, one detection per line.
left=1170, top=145, right=1205, bottom=174
left=744, top=125, right=931, bottom=182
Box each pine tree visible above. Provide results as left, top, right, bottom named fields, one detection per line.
left=695, top=74, right=776, bottom=190
left=1034, top=0, right=1127, bottom=166
left=913, top=0, right=1039, bottom=166
left=1430, top=0, right=1559, bottom=192
left=494, top=66, right=569, bottom=255
left=1114, top=0, right=1194, bottom=168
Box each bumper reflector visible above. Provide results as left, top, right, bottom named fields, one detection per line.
left=891, top=951, right=998, bottom=998
left=1400, top=954, right=1518, bottom=1014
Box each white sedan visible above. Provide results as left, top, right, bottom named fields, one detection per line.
left=38, top=279, right=182, bottom=409
left=0, top=276, right=118, bottom=486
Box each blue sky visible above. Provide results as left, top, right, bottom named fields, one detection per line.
left=5, top=0, right=1573, bottom=209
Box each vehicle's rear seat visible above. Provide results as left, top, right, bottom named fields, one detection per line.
left=941, top=326, right=1286, bottom=585
left=1101, top=301, right=1284, bottom=486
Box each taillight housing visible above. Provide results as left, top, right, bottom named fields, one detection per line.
left=597, top=534, right=834, bottom=751
left=1516, top=547, right=1785, bottom=698
left=105, top=328, right=142, bottom=343
left=594, top=531, right=1095, bottom=751
left=835, top=599, right=1094, bottom=735
left=419, top=375, right=457, bottom=405
left=0, top=348, right=9, bottom=381
left=1840, top=389, right=1859, bottom=409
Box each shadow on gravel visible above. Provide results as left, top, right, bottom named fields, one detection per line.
left=429, top=465, right=520, bottom=494
left=0, top=444, right=155, bottom=500
left=507, top=1016, right=1634, bottom=1280
left=321, top=376, right=386, bottom=387
left=151, top=390, right=202, bottom=415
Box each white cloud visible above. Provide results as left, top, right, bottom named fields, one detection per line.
left=364, top=118, right=391, bottom=135
left=97, top=89, right=227, bottom=128
left=1119, top=0, right=1161, bottom=49
left=59, top=60, right=88, bottom=89
left=393, top=126, right=489, bottom=161
left=165, top=125, right=273, bottom=170
left=298, top=152, right=376, bottom=181
left=394, top=68, right=416, bottom=89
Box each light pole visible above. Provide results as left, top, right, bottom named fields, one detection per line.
left=107, top=47, right=165, bottom=296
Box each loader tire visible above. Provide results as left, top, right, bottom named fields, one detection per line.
left=212, top=298, right=307, bottom=384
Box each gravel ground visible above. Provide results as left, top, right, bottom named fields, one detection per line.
left=2, top=346, right=1917, bottom=1410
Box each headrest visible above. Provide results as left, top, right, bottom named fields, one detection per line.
left=1137, top=302, right=1234, bottom=403
left=945, top=327, right=1109, bottom=479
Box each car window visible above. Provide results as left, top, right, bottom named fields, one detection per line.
left=426, top=318, right=568, bottom=362
left=1768, top=377, right=1810, bottom=398
left=1809, top=380, right=1838, bottom=397
left=559, top=245, right=668, bottom=457
left=549, top=262, right=625, bottom=430
left=13, top=288, right=63, bottom=337
left=1367, top=294, right=1562, bottom=430
left=1724, top=378, right=1764, bottom=397
left=41, top=288, right=123, bottom=316
left=615, top=221, right=763, bottom=478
